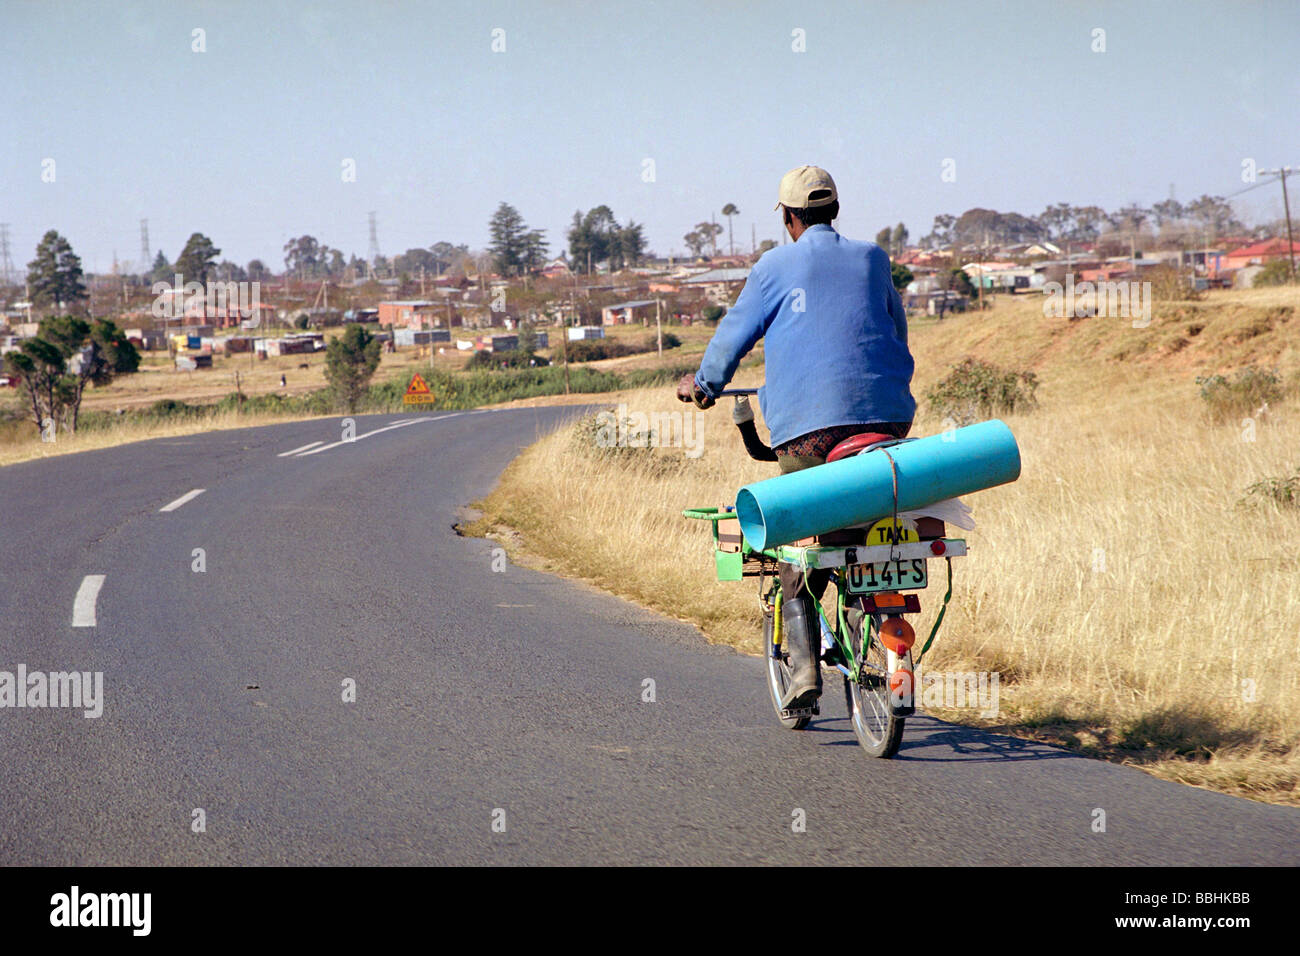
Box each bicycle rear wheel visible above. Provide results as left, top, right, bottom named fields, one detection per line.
left=764, top=609, right=811, bottom=730
left=844, top=607, right=904, bottom=757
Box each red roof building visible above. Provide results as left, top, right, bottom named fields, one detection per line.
left=1222, top=238, right=1300, bottom=271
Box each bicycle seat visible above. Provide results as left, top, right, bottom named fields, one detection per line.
left=826, top=432, right=902, bottom=462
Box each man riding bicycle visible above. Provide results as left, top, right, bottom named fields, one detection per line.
left=676, top=164, right=917, bottom=712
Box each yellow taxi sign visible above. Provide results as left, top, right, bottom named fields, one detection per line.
left=865, top=516, right=919, bottom=548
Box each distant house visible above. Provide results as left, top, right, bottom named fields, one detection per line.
left=926, top=292, right=968, bottom=316
left=377, top=300, right=440, bottom=329
left=681, top=267, right=750, bottom=305
left=541, top=258, right=572, bottom=278
left=1222, top=238, right=1300, bottom=272
left=265, top=333, right=325, bottom=356
left=601, top=299, right=657, bottom=325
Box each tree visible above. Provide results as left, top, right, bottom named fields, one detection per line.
left=1036, top=203, right=1074, bottom=241
left=890, top=223, right=909, bottom=257
left=325, top=323, right=381, bottom=412
left=522, top=229, right=550, bottom=272
left=247, top=259, right=270, bottom=282
left=283, top=235, right=320, bottom=278
left=721, top=203, right=739, bottom=255
left=488, top=202, right=534, bottom=275
left=2, top=316, right=134, bottom=435
left=393, top=247, right=437, bottom=276
left=923, top=214, right=955, bottom=249
left=876, top=227, right=892, bottom=249
left=568, top=206, right=639, bottom=271
left=93, top=318, right=140, bottom=375
left=27, top=230, right=88, bottom=315
left=217, top=260, right=247, bottom=282
left=683, top=227, right=708, bottom=258
left=1185, top=195, right=1243, bottom=237
left=1151, top=199, right=1184, bottom=232
left=690, top=221, right=723, bottom=259
left=150, top=250, right=173, bottom=284
left=756, top=239, right=778, bottom=255
left=3, top=337, right=64, bottom=435
left=611, top=222, right=645, bottom=271
left=891, top=263, right=914, bottom=292
left=429, top=241, right=468, bottom=275
left=1067, top=206, right=1106, bottom=242
left=174, top=233, right=221, bottom=285
left=517, top=321, right=538, bottom=355
left=947, top=267, right=976, bottom=297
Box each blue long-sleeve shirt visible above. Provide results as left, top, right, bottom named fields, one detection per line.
left=693, top=223, right=916, bottom=448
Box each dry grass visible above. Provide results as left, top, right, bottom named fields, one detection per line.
left=469, top=286, right=1300, bottom=805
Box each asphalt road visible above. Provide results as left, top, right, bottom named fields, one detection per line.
left=1, top=407, right=1297, bottom=865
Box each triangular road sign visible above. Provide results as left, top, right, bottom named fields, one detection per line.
left=406, top=373, right=431, bottom=395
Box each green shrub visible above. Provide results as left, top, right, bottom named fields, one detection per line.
left=925, top=358, right=1039, bottom=425
left=466, top=349, right=549, bottom=369
left=1252, top=259, right=1295, bottom=288
left=1241, top=468, right=1300, bottom=509
left=1195, top=367, right=1283, bottom=423
left=564, top=335, right=680, bottom=362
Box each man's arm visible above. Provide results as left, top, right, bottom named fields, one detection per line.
left=692, top=264, right=774, bottom=400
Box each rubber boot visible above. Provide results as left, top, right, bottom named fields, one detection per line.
left=779, top=596, right=823, bottom=710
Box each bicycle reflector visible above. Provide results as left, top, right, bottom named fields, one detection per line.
left=878, top=618, right=915, bottom=654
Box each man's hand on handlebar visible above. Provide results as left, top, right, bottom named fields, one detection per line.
left=675, top=372, right=715, bottom=410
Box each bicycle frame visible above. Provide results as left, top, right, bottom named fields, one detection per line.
left=682, top=506, right=965, bottom=693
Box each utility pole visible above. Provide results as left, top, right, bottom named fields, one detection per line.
left=368, top=211, right=380, bottom=279
left=656, top=298, right=662, bottom=358
left=562, top=291, right=572, bottom=396
left=1263, top=167, right=1298, bottom=282
left=0, top=223, right=13, bottom=286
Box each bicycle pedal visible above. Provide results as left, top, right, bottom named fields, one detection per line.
left=781, top=703, right=819, bottom=720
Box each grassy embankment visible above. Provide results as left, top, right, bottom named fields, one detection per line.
left=466, top=286, right=1300, bottom=805
left=0, top=322, right=705, bottom=467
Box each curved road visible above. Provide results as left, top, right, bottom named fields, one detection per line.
left=1, top=408, right=1296, bottom=865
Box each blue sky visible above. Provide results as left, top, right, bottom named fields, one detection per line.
left=2, top=0, right=1297, bottom=273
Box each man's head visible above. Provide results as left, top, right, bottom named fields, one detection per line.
left=775, top=165, right=839, bottom=240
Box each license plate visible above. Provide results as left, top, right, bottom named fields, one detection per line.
left=846, top=558, right=927, bottom=594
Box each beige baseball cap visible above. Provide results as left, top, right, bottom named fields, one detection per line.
left=775, top=165, right=838, bottom=210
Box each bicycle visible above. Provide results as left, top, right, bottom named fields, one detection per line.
left=684, top=389, right=967, bottom=758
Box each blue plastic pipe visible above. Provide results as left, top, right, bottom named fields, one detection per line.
left=735, top=419, right=1021, bottom=550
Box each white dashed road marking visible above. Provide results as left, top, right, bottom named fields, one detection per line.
left=278, top=441, right=324, bottom=457
left=292, top=415, right=456, bottom=457
left=159, top=488, right=206, bottom=512
left=72, top=575, right=106, bottom=627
